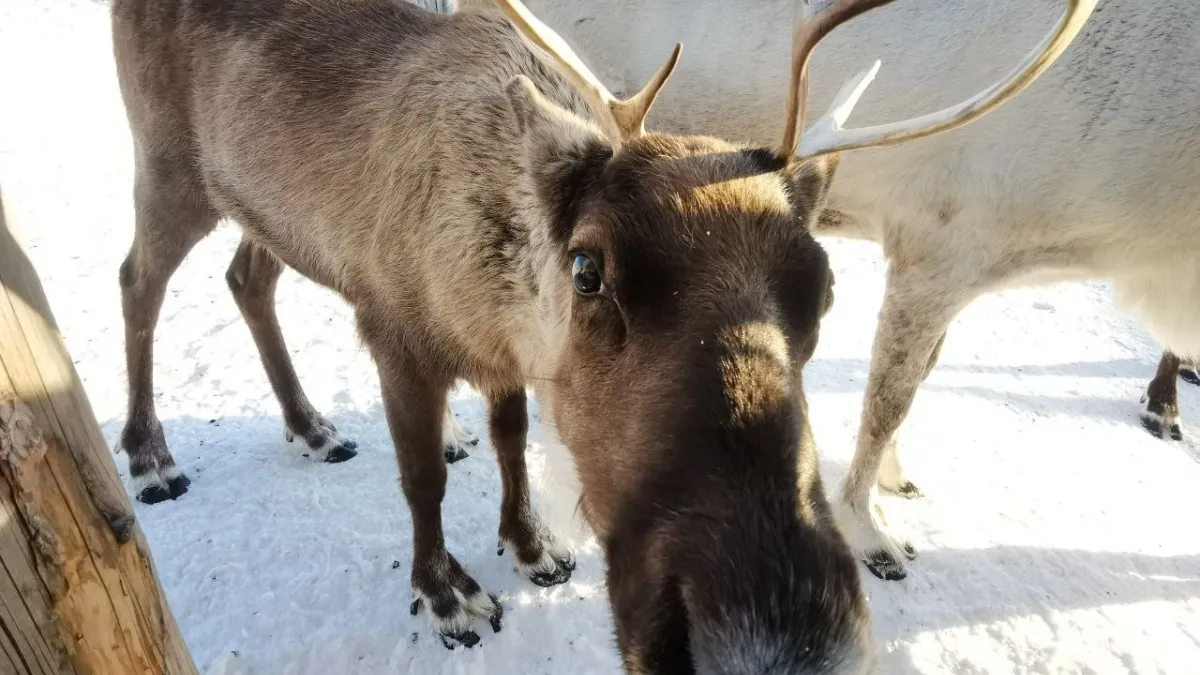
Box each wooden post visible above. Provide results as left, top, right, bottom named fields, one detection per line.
left=0, top=186, right=198, bottom=675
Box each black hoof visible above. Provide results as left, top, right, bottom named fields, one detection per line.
left=530, top=561, right=573, bottom=588
left=1141, top=414, right=1182, bottom=441
left=440, top=630, right=480, bottom=650
left=557, top=552, right=577, bottom=573
left=896, top=481, right=923, bottom=499
left=167, top=473, right=191, bottom=498
left=444, top=446, right=470, bottom=464
left=467, top=437, right=480, bottom=447
left=341, top=439, right=359, bottom=450
left=324, top=444, right=358, bottom=463
left=488, top=595, right=503, bottom=633
left=136, top=483, right=174, bottom=505
left=864, top=551, right=907, bottom=581
left=1181, top=368, right=1200, bottom=386
left=410, top=599, right=421, bottom=616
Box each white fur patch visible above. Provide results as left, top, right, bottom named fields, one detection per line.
left=283, top=423, right=351, bottom=461
left=1140, top=407, right=1182, bottom=432
left=414, top=588, right=474, bottom=637
left=833, top=485, right=913, bottom=568
left=130, top=470, right=162, bottom=494
left=442, top=407, right=476, bottom=448
left=414, top=584, right=495, bottom=637
left=513, top=547, right=561, bottom=580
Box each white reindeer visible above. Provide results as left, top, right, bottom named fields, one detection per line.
left=490, top=0, right=1200, bottom=581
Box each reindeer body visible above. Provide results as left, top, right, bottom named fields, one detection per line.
left=119, top=3, right=570, bottom=386
left=112, top=0, right=885, bottom=670
left=513, top=0, right=1200, bottom=579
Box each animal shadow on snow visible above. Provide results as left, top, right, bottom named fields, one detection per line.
left=813, top=459, right=1200, bottom=674
left=99, top=404, right=624, bottom=673
left=807, top=357, right=1200, bottom=459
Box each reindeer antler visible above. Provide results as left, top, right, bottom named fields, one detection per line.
left=492, top=0, right=682, bottom=150
left=778, top=0, right=1099, bottom=161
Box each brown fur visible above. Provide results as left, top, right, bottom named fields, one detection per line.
left=1140, top=350, right=1196, bottom=441
left=111, top=0, right=874, bottom=670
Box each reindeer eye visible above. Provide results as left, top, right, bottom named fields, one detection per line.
left=572, top=253, right=604, bottom=296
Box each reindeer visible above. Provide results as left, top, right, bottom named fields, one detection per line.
left=511, top=0, right=1200, bottom=581
left=111, top=0, right=1091, bottom=666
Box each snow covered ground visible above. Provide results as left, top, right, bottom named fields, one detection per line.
left=3, top=1, right=1199, bottom=673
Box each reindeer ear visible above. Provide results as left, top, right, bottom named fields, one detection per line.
left=506, top=75, right=613, bottom=243
left=504, top=75, right=550, bottom=136
left=784, top=154, right=840, bottom=226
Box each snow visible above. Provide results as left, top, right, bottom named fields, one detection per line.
left=2, top=1, right=1198, bottom=673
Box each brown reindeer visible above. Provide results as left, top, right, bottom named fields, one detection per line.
left=111, top=0, right=1089, bottom=669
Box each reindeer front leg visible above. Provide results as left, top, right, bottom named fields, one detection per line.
left=377, top=355, right=500, bottom=649
left=488, top=389, right=575, bottom=586
left=836, top=263, right=978, bottom=581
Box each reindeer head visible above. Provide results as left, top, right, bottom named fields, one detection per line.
left=489, top=0, right=1095, bottom=671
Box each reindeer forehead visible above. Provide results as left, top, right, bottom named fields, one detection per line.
left=588, top=137, right=797, bottom=246
left=609, top=136, right=788, bottom=205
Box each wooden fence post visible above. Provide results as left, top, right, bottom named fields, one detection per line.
left=0, top=185, right=198, bottom=675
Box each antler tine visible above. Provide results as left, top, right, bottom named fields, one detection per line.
left=492, top=0, right=682, bottom=149
left=784, top=0, right=1100, bottom=161
left=611, top=42, right=684, bottom=139
left=778, top=0, right=897, bottom=159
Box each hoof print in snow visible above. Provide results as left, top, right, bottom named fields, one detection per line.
left=444, top=445, right=470, bottom=464
left=864, top=551, right=907, bottom=581
left=440, top=630, right=480, bottom=650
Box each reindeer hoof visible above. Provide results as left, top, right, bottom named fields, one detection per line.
left=530, top=565, right=572, bottom=587
left=440, top=630, right=480, bottom=650
left=1141, top=412, right=1182, bottom=441
left=167, top=473, right=191, bottom=498
left=864, top=550, right=907, bottom=581
left=324, top=443, right=358, bottom=463
left=136, top=484, right=174, bottom=505
left=1182, top=368, right=1200, bottom=386
left=895, top=481, right=923, bottom=499
left=444, top=445, right=470, bottom=464
left=488, top=595, right=504, bottom=633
